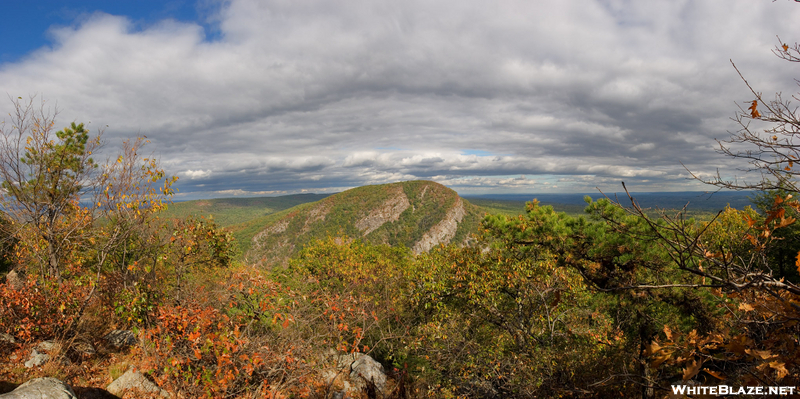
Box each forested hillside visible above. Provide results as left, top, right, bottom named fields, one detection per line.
left=164, top=194, right=331, bottom=227
left=163, top=194, right=330, bottom=255
left=244, top=180, right=483, bottom=266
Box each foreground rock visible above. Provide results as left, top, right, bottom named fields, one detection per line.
left=0, top=377, right=77, bottom=399
left=23, top=349, right=49, bottom=368
left=350, top=354, right=386, bottom=393
left=4, top=270, right=24, bottom=290
left=323, top=352, right=387, bottom=397
left=0, top=334, right=15, bottom=345
left=24, top=341, right=61, bottom=368
left=107, top=369, right=169, bottom=398
left=104, top=330, right=137, bottom=349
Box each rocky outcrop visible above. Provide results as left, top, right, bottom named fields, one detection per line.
left=302, top=202, right=331, bottom=233
left=355, top=187, right=410, bottom=236
left=412, top=198, right=466, bottom=254
left=252, top=219, right=291, bottom=248
left=322, top=352, right=387, bottom=397
left=350, top=354, right=387, bottom=393
left=104, top=330, right=137, bottom=349
left=0, top=377, right=77, bottom=399
left=0, top=334, right=15, bottom=344
left=246, top=181, right=482, bottom=264
left=23, top=349, right=49, bottom=368
left=72, top=340, right=96, bottom=356
left=24, top=341, right=59, bottom=368
left=107, top=369, right=169, bottom=398
left=4, top=270, right=24, bottom=290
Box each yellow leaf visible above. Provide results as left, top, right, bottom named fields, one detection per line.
left=783, top=43, right=790, bottom=52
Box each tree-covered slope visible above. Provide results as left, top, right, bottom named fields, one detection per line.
left=245, top=180, right=483, bottom=266
left=164, top=194, right=331, bottom=227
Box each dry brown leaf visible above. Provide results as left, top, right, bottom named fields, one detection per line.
left=770, top=361, right=789, bottom=380
left=705, top=369, right=726, bottom=380
left=745, top=349, right=775, bottom=360
left=749, top=100, right=761, bottom=118
left=683, top=358, right=703, bottom=381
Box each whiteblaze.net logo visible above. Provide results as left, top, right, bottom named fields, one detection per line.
left=671, top=385, right=796, bottom=396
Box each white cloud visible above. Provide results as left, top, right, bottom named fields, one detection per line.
left=183, top=169, right=212, bottom=179
left=1, top=0, right=798, bottom=197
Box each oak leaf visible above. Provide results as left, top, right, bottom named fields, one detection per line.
left=739, top=302, right=755, bottom=312
left=749, top=100, right=761, bottom=118
left=683, top=358, right=703, bottom=380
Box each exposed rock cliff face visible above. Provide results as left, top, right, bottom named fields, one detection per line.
left=355, top=186, right=410, bottom=236
left=251, top=219, right=290, bottom=249
left=302, top=202, right=330, bottom=233
left=247, top=181, right=482, bottom=266
left=412, top=197, right=466, bottom=254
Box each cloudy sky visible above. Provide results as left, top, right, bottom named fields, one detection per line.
left=1, top=0, right=798, bottom=199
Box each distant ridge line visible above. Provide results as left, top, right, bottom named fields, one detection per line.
left=463, top=191, right=758, bottom=211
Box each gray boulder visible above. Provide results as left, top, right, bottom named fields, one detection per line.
left=0, top=377, right=77, bottom=399
left=23, top=349, right=49, bottom=368
left=324, top=352, right=387, bottom=396
left=107, top=369, right=169, bottom=398
left=24, top=341, right=62, bottom=368
left=104, top=330, right=137, bottom=349
left=72, top=340, right=96, bottom=356
left=350, top=354, right=386, bottom=393
left=4, top=270, right=24, bottom=290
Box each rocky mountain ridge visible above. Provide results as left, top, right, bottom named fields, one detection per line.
left=245, top=180, right=483, bottom=266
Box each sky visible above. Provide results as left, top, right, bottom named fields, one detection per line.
left=0, top=0, right=798, bottom=199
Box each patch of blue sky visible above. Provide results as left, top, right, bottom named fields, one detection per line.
left=1, top=0, right=217, bottom=63
left=460, top=149, right=493, bottom=156
left=459, top=149, right=512, bottom=157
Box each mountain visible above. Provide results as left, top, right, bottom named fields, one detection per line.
left=244, top=180, right=484, bottom=266
left=164, top=194, right=332, bottom=227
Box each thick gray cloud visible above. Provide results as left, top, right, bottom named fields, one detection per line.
left=1, top=0, right=799, bottom=198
